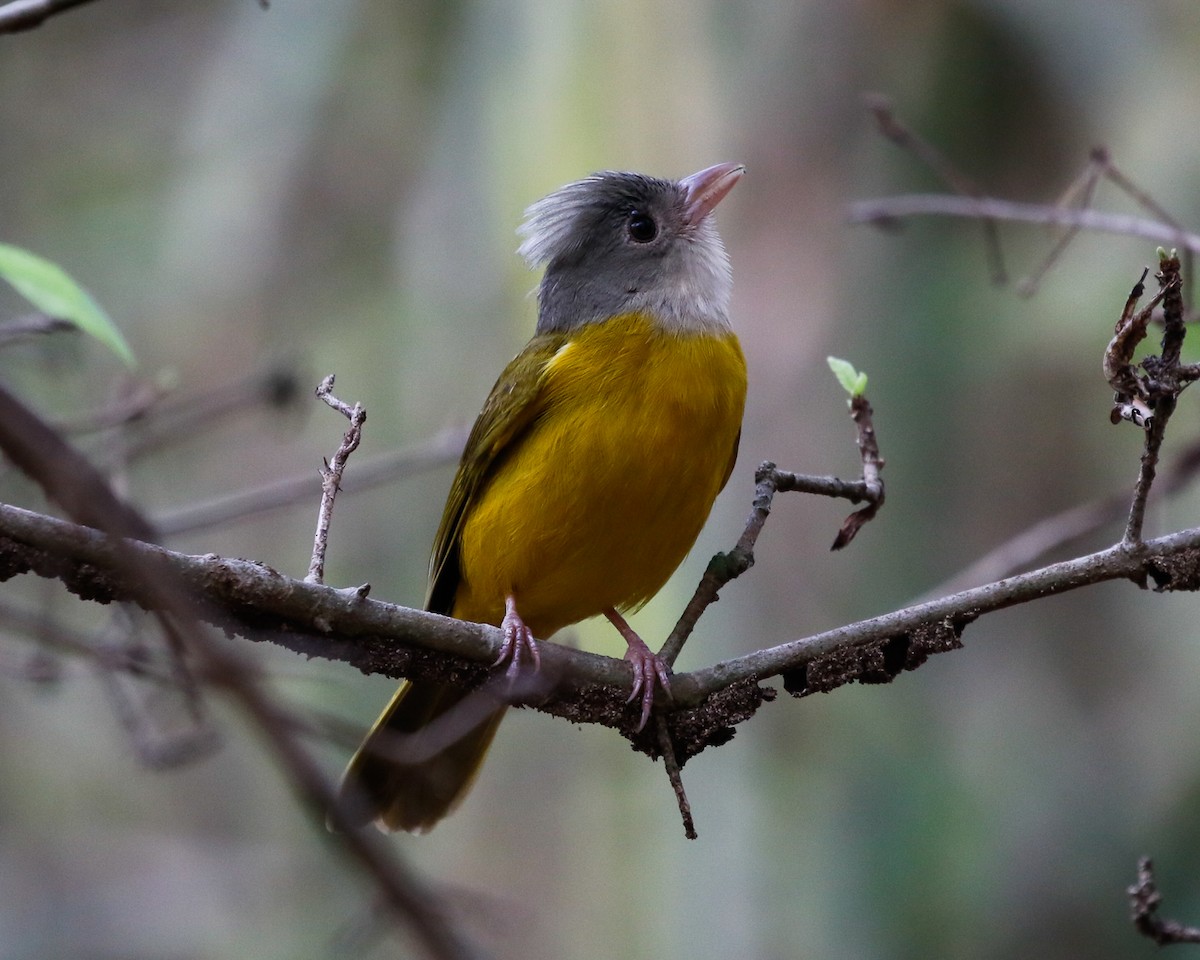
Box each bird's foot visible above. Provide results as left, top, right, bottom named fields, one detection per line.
left=605, top=608, right=672, bottom=731
left=494, top=595, right=540, bottom=680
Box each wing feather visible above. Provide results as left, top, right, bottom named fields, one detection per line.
left=424, top=332, right=570, bottom=615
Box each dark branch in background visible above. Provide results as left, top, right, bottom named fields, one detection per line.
left=154, top=429, right=463, bottom=536
left=0, top=312, right=75, bottom=345
left=865, top=94, right=1006, bottom=283
left=307, top=375, right=366, bottom=586
left=20, top=359, right=464, bottom=537
left=855, top=98, right=1200, bottom=293
left=0, top=0, right=100, bottom=33
left=1128, top=858, right=1200, bottom=946
left=92, top=365, right=304, bottom=464
left=853, top=105, right=1200, bottom=947
left=849, top=194, right=1200, bottom=254
left=1018, top=147, right=1193, bottom=301
left=0, top=384, right=482, bottom=960
left=0, top=0, right=269, bottom=32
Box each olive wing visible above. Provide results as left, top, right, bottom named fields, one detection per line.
left=424, top=332, right=569, bottom=615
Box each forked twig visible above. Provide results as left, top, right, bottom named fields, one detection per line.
left=856, top=101, right=1197, bottom=305
left=1103, top=253, right=1191, bottom=545
left=652, top=385, right=885, bottom=836
left=1129, top=857, right=1200, bottom=946
left=308, top=375, right=367, bottom=586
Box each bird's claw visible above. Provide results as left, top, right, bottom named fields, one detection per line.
left=625, top=637, right=672, bottom=732
left=494, top=595, right=540, bottom=680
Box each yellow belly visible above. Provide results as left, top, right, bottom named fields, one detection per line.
left=452, top=313, right=747, bottom=637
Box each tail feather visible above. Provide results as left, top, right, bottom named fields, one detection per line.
left=338, top=680, right=506, bottom=833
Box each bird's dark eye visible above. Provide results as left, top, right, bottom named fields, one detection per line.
left=626, top=210, right=658, bottom=243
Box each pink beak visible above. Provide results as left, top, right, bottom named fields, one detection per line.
left=680, top=162, right=745, bottom=225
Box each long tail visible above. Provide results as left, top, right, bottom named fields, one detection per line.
left=337, top=680, right=506, bottom=833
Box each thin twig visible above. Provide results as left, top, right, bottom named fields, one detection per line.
left=1103, top=267, right=1157, bottom=404
left=1113, top=254, right=1188, bottom=545
left=655, top=716, right=696, bottom=839
left=865, top=94, right=1007, bottom=283
left=78, top=366, right=304, bottom=467
left=859, top=110, right=1197, bottom=298
left=659, top=397, right=886, bottom=667
left=848, top=194, right=1200, bottom=252
left=1016, top=150, right=1106, bottom=297
left=308, top=375, right=366, bottom=585
left=1100, top=152, right=1194, bottom=310
left=1128, top=857, right=1200, bottom=945
left=154, top=427, right=463, bottom=537
left=657, top=461, right=778, bottom=668
left=927, top=437, right=1200, bottom=594
left=829, top=392, right=884, bottom=549
left=53, top=379, right=168, bottom=435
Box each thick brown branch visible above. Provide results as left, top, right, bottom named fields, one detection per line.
left=4, top=500, right=1200, bottom=765
left=681, top=527, right=1200, bottom=703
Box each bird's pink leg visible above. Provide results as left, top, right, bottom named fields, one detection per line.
left=604, top=608, right=672, bottom=730
left=494, top=594, right=540, bottom=679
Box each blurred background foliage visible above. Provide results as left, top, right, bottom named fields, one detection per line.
left=3, top=1, right=1200, bottom=957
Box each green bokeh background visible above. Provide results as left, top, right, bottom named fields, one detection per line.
left=3, top=1, right=1200, bottom=958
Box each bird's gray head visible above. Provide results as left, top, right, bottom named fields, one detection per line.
left=517, top=162, right=744, bottom=335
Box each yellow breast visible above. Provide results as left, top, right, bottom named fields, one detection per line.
left=453, top=312, right=747, bottom=637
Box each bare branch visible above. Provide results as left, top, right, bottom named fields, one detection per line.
left=1128, top=858, right=1200, bottom=946
left=4, top=496, right=1200, bottom=756
left=0, top=382, right=480, bottom=960
left=153, top=428, right=463, bottom=537
left=830, top=392, right=884, bottom=549
left=659, top=396, right=885, bottom=668
left=308, top=375, right=366, bottom=585
left=1105, top=253, right=1190, bottom=545
left=848, top=194, right=1200, bottom=252
left=0, top=312, right=76, bottom=344
left=682, top=527, right=1200, bottom=704
left=655, top=716, right=696, bottom=839
left=0, top=0, right=101, bottom=33
left=865, top=94, right=1007, bottom=282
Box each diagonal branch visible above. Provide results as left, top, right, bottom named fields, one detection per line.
left=0, top=0, right=101, bottom=33
left=0, top=383, right=480, bottom=960
left=4, top=498, right=1200, bottom=762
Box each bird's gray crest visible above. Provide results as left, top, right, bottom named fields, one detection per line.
left=516, top=169, right=735, bottom=335
left=517, top=171, right=675, bottom=268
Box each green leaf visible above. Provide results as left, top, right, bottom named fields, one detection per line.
left=827, top=356, right=867, bottom=397
left=0, top=243, right=135, bottom=366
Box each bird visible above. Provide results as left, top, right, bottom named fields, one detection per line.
left=337, top=162, right=748, bottom=832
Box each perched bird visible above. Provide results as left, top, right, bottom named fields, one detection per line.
left=338, top=162, right=747, bottom=832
